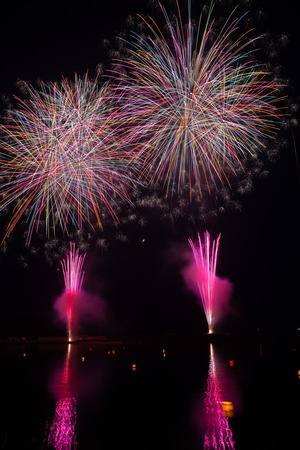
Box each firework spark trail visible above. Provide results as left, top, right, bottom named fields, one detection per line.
left=61, top=243, right=86, bottom=341
left=0, top=74, right=139, bottom=245
left=112, top=1, right=284, bottom=198
left=188, top=231, right=221, bottom=333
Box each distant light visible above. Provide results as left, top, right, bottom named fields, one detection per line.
left=22, top=353, right=26, bottom=358
left=81, top=356, right=85, bottom=362
left=112, top=349, right=116, bottom=355
left=89, top=347, right=92, bottom=352
left=107, top=350, right=111, bottom=355
left=222, top=401, right=234, bottom=418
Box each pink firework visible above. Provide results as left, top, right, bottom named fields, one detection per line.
left=61, top=243, right=86, bottom=341
left=188, top=232, right=221, bottom=333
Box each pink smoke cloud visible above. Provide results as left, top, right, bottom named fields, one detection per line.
left=53, top=290, right=107, bottom=336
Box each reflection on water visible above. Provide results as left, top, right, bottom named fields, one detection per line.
left=203, top=344, right=235, bottom=450
left=45, top=345, right=78, bottom=449
left=1, top=338, right=298, bottom=449
left=47, top=397, right=77, bottom=449
left=44, top=342, right=237, bottom=449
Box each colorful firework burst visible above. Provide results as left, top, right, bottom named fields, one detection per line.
left=113, top=1, right=285, bottom=198
left=0, top=73, right=138, bottom=245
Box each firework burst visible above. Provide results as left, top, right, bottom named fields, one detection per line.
left=113, top=1, right=285, bottom=198
left=0, top=73, right=138, bottom=245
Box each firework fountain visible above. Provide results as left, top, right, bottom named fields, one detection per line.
left=61, top=243, right=86, bottom=341
left=183, top=231, right=232, bottom=334
left=188, top=232, right=221, bottom=334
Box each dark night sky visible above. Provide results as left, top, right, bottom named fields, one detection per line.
left=0, top=0, right=299, bottom=338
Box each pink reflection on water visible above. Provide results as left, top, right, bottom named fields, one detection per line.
left=47, top=397, right=77, bottom=450
left=46, top=345, right=77, bottom=449
left=203, top=344, right=235, bottom=450
left=46, top=344, right=106, bottom=449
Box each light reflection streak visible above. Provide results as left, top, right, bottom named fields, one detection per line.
left=47, top=397, right=77, bottom=450
left=46, top=345, right=78, bottom=449
left=203, top=344, right=235, bottom=449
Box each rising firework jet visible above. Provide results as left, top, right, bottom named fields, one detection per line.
left=113, top=1, right=284, bottom=198
left=61, top=243, right=86, bottom=341
left=188, top=231, right=221, bottom=334
left=0, top=73, right=138, bottom=245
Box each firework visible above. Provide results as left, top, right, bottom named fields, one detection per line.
left=0, top=73, right=138, bottom=245
left=113, top=1, right=284, bottom=198
left=188, top=231, right=221, bottom=333
left=61, top=243, right=86, bottom=341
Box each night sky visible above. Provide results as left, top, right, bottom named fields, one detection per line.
left=0, top=0, right=299, bottom=338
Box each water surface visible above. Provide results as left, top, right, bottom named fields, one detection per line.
left=0, top=336, right=299, bottom=449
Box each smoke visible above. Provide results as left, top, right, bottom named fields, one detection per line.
left=213, top=276, right=233, bottom=325
left=181, top=252, right=233, bottom=330
left=53, top=290, right=107, bottom=336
